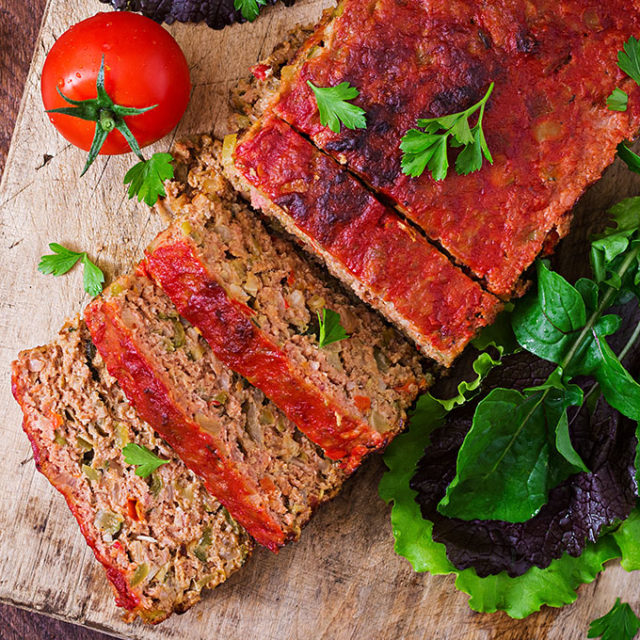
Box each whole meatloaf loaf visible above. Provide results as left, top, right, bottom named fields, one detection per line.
left=11, top=319, right=252, bottom=624
left=85, top=270, right=349, bottom=551
left=141, top=138, right=428, bottom=473
left=261, top=0, right=640, bottom=297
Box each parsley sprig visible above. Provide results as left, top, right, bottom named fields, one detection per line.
left=307, top=81, right=367, bottom=134
left=608, top=37, right=640, bottom=174
left=38, top=243, right=105, bottom=297
left=124, top=153, right=174, bottom=207
left=234, top=0, right=266, bottom=21
left=122, top=443, right=169, bottom=478
left=608, top=36, right=640, bottom=113
left=400, top=82, right=494, bottom=181
left=317, top=308, right=350, bottom=348
left=607, top=87, right=629, bottom=112
left=618, top=36, right=640, bottom=86
left=588, top=598, right=640, bottom=640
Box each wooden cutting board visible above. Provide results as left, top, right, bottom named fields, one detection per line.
left=2, top=1, right=640, bottom=638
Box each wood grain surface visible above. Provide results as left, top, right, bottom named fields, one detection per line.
left=0, top=1, right=112, bottom=637
left=1, top=1, right=640, bottom=639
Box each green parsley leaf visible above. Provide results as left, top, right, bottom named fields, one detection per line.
left=38, top=243, right=83, bottom=276
left=122, top=443, right=169, bottom=478
left=618, top=36, right=640, bottom=86
left=588, top=599, right=640, bottom=640
left=82, top=254, right=105, bottom=297
left=317, top=308, right=350, bottom=348
left=234, top=0, right=266, bottom=21
left=124, top=152, right=174, bottom=207
left=608, top=88, right=629, bottom=112
left=38, top=243, right=105, bottom=297
left=400, top=82, right=494, bottom=181
left=307, top=81, right=367, bottom=134
left=617, top=142, right=640, bottom=175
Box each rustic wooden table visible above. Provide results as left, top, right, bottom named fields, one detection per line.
left=0, top=2, right=111, bottom=638
left=3, top=1, right=640, bottom=639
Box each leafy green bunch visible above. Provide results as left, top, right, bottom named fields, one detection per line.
left=380, top=196, right=640, bottom=618
left=439, top=198, right=640, bottom=522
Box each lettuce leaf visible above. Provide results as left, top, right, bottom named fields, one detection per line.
left=381, top=397, right=632, bottom=618
left=613, top=508, right=640, bottom=571
left=379, top=343, right=507, bottom=571
left=382, top=408, right=636, bottom=619
left=457, top=534, right=621, bottom=618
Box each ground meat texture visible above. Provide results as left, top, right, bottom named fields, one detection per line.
left=232, top=114, right=502, bottom=366
left=228, top=24, right=315, bottom=131
left=144, top=139, right=428, bottom=472
left=268, top=0, right=640, bottom=297
left=11, top=319, right=252, bottom=623
left=85, top=272, right=348, bottom=550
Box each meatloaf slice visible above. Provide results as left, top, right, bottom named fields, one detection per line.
left=230, top=114, right=501, bottom=366
left=266, top=0, right=640, bottom=297
left=144, top=139, right=427, bottom=471
left=11, top=319, right=252, bottom=624
left=85, top=271, right=348, bottom=550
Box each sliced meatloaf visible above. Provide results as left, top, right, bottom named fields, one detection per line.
left=230, top=114, right=502, bottom=366
left=143, top=139, right=428, bottom=473
left=85, top=271, right=348, bottom=551
left=11, top=319, right=252, bottom=623
left=260, top=0, right=640, bottom=297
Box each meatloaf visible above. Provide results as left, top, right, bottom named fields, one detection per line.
left=230, top=114, right=501, bottom=366
left=11, top=319, right=252, bottom=623
left=85, top=270, right=348, bottom=551
left=259, top=0, right=640, bottom=297
left=142, top=137, right=427, bottom=473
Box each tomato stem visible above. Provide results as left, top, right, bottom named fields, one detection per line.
left=99, top=110, right=116, bottom=133
left=45, top=56, right=157, bottom=174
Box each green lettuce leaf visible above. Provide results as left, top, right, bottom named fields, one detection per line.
left=379, top=392, right=450, bottom=572
left=613, top=507, right=640, bottom=571
left=457, top=534, right=620, bottom=619
left=379, top=346, right=507, bottom=568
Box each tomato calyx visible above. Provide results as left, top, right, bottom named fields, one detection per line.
left=46, top=56, right=157, bottom=175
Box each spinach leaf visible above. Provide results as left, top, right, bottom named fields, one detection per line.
left=437, top=382, right=585, bottom=522
left=512, top=262, right=584, bottom=364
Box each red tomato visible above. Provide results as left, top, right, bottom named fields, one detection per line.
left=41, top=12, right=191, bottom=155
